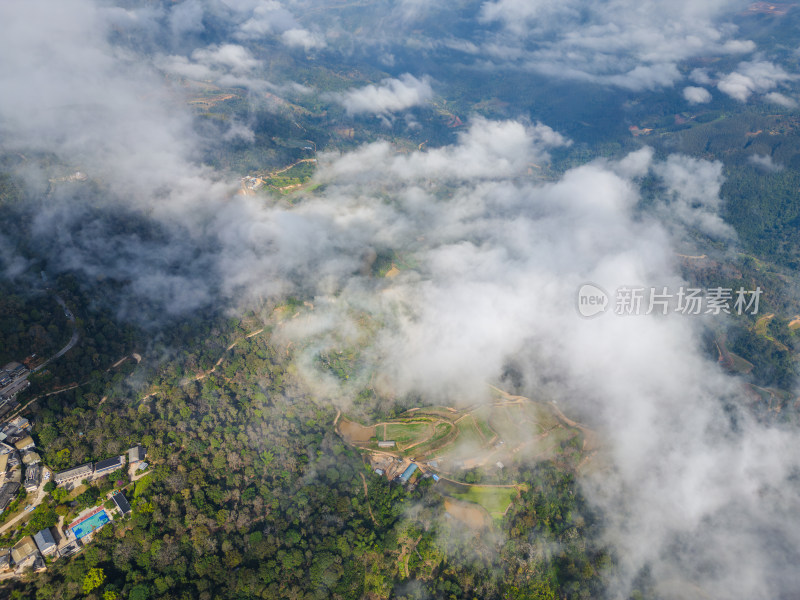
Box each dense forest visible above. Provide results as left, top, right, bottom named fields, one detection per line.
left=0, top=305, right=611, bottom=600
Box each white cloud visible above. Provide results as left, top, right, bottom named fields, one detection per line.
left=683, top=86, right=712, bottom=104
left=191, top=44, right=261, bottom=74
left=475, top=0, right=756, bottom=90
left=336, top=74, right=434, bottom=115
left=320, top=117, right=569, bottom=181
left=748, top=154, right=782, bottom=172
left=689, top=68, right=713, bottom=85
left=653, top=154, right=733, bottom=239
left=234, top=0, right=326, bottom=49
left=281, top=28, right=326, bottom=50
left=717, top=60, right=796, bottom=102
left=764, top=91, right=797, bottom=107
left=3, top=3, right=800, bottom=599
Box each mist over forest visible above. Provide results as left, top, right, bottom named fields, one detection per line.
left=2, top=1, right=800, bottom=599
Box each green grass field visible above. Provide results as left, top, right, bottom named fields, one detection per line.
left=454, top=418, right=485, bottom=448
left=380, top=422, right=432, bottom=446
left=473, top=416, right=496, bottom=442
left=406, top=422, right=455, bottom=457
left=449, top=485, right=519, bottom=519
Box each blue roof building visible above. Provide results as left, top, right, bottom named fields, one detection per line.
left=398, top=463, right=418, bottom=483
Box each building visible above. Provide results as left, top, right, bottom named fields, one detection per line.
left=14, top=436, right=34, bottom=451
left=377, top=440, right=396, bottom=448
left=24, top=464, right=41, bottom=492
left=33, top=554, right=46, bottom=572
left=127, top=445, right=146, bottom=464
left=94, top=456, right=123, bottom=476
left=0, top=482, right=20, bottom=512
left=397, top=463, right=418, bottom=483
left=0, top=549, right=10, bottom=571
left=6, top=450, right=20, bottom=469
left=374, top=468, right=385, bottom=476
left=54, top=463, right=93, bottom=486
left=0, top=362, right=30, bottom=402
left=9, top=417, right=29, bottom=430
left=10, top=536, right=38, bottom=565
left=33, top=528, right=57, bottom=556
left=112, top=492, right=131, bottom=515
left=0, top=399, right=18, bottom=421
left=22, top=451, right=41, bottom=465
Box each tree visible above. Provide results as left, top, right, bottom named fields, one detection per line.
left=128, top=584, right=149, bottom=600
left=43, top=482, right=56, bottom=494
left=82, top=567, right=105, bottom=594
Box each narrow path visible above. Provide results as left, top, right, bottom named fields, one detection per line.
left=359, top=473, right=377, bottom=525
left=185, top=328, right=265, bottom=384
left=265, top=158, right=316, bottom=177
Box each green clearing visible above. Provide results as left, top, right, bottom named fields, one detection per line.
left=449, top=485, right=519, bottom=520
left=263, top=161, right=316, bottom=191
left=728, top=351, right=755, bottom=374
left=406, top=422, right=455, bottom=457
left=454, top=418, right=485, bottom=448
left=487, top=406, right=527, bottom=445
left=521, top=402, right=560, bottom=430
left=372, top=249, right=419, bottom=277
left=473, top=416, right=496, bottom=442
left=380, top=422, right=431, bottom=446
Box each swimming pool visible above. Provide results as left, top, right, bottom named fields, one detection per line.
left=71, top=510, right=110, bottom=539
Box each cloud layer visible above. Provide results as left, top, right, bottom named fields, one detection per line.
left=335, top=74, right=434, bottom=115
left=2, top=2, right=800, bottom=600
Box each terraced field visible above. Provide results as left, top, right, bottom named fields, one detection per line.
left=336, top=390, right=593, bottom=527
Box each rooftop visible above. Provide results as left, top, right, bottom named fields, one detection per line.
left=95, top=456, right=123, bottom=472
left=127, top=445, right=146, bottom=462
left=398, top=463, right=418, bottom=483
left=112, top=492, right=131, bottom=514
left=10, top=536, right=37, bottom=564
left=54, top=463, right=93, bottom=482
left=14, top=436, right=34, bottom=450
left=33, top=528, right=56, bottom=553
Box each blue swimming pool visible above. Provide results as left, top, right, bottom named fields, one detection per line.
left=71, top=510, right=110, bottom=539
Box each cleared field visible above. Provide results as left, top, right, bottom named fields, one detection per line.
left=380, top=422, right=431, bottom=447
left=399, top=406, right=458, bottom=418
left=338, top=418, right=376, bottom=444
left=444, top=497, right=491, bottom=530
left=454, top=418, right=485, bottom=448
left=473, top=415, right=496, bottom=443
left=407, top=422, right=455, bottom=456
left=486, top=403, right=559, bottom=445
left=520, top=402, right=560, bottom=430
left=441, top=481, right=518, bottom=520
left=336, top=391, right=592, bottom=482
left=728, top=351, right=755, bottom=374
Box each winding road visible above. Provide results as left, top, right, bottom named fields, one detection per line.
left=32, top=295, right=79, bottom=373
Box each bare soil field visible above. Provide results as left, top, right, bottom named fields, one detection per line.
left=444, top=498, right=491, bottom=530
left=337, top=418, right=376, bottom=443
